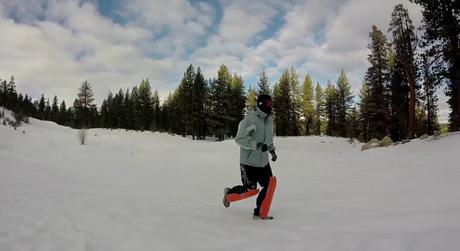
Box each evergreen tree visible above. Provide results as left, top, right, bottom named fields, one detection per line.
left=257, top=69, right=271, bottom=95
left=177, top=65, right=195, bottom=135
left=289, top=67, right=301, bottom=136
left=273, top=70, right=292, bottom=136
left=75, top=80, right=96, bottom=128
left=151, top=90, right=161, bottom=132
left=44, top=98, right=51, bottom=121
left=314, top=83, right=324, bottom=135
left=137, top=79, right=154, bottom=131
left=38, top=95, right=46, bottom=120
left=130, top=86, right=141, bottom=130
left=247, top=86, right=257, bottom=110
left=410, top=0, right=459, bottom=131
left=207, top=65, right=232, bottom=141
left=0, top=79, right=6, bottom=107
left=415, top=102, right=428, bottom=135
left=362, top=25, right=392, bottom=140
left=113, top=89, right=125, bottom=129
left=420, top=55, right=440, bottom=135
left=59, top=101, right=67, bottom=125
left=164, top=91, right=182, bottom=134
left=51, top=96, right=59, bottom=123
left=190, top=67, right=207, bottom=139
left=389, top=4, right=418, bottom=138
left=336, top=70, right=354, bottom=137
left=347, top=105, right=360, bottom=141
left=300, top=74, right=315, bottom=135
left=325, top=81, right=339, bottom=136
left=229, top=74, right=246, bottom=138
left=389, top=47, right=410, bottom=141
left=100, top=99, right=109, bottom=128
left=107, top=92, right=114, bottom=128
left=124, top=89, right=133, bottom=130
left=7, top=76, right=17, bottom=109
left=358, top=83, right=371, bottom=141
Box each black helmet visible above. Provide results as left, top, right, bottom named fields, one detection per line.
left=257, top=94, right=273, bottom=115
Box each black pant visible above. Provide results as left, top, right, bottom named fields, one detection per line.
left=229, top=164, right=273, bottom=211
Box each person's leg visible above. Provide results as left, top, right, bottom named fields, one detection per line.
left=254, top=164, right=273, bottom=215
left=228, top=164, right=257, bottom=194
left=223, top=165, right=259, bottom=207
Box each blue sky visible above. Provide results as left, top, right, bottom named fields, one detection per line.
left=0, top=0, right=449, bottom=120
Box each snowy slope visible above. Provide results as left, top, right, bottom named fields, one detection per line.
left=1, top=109, right=460, bottom=251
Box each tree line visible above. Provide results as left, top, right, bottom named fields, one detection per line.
left=1, top=1, right=458, bottom=142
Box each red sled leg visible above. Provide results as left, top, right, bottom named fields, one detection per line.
left=259, top=176, right=277, bottom=218
left=226, top=189, right=259, bottom=203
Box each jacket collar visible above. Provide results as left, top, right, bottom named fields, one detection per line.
left=254, top=107, right=270, bottom=119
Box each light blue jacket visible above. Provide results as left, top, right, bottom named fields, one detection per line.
left=235, top=107, right=276, bottom=167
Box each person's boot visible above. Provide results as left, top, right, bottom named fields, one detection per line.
left=253, top=208, right=273, bottom=220
left=223, top=187, right=231, bottom=208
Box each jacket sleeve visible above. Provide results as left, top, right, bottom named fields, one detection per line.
left=268, top=143, right=276, bottom=152
left=268, top=117, right=276, bottom=152
left=235, top=117, right=258, bottom=150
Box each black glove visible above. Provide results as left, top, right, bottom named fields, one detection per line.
left=270, top=150, right=277, bottom=162
left=257, top=143, right=269, bottom=152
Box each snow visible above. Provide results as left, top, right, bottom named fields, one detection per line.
left=1, top=107, right=460, bottom=251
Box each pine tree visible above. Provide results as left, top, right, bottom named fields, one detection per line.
left=289, top=67, right=301, bottom=136
left=273, top=70, right=292, bottom=136
left=314, top=83, right=324, bottom=135
left=51, top=96, right=59, bottom=123
left=151, top=90, right=161, bottom=132
left=137, top=79, right=154, bottom=131
left=247, top=86, right=257, bottom=110
left=363, top=25, right=392, bottom=140
left=410, top=0, right=459, bottom=131
left=420, top=55, right=440, bottom=135
left=107, top=92, right=114, bottom=128
left=208, top=65, right=232, bottom=141
left=389, top=46, right=410, bottom=141
left=59, top=101, right=67, bottom=125
left=190, top=67, right=207, bottom=139
left=325, top=81, right=339, bottom=136
left=113, top=89, right=124, bottom=129
left=358, top=83, right=371, bottom=141
left=177, top=65, right=195, bottom=135
left=100, top=99, right=109, bottom=128
left=257, top=69, right=271, bottom=95
left=7, top=76, right=17, bottom=109
left=0, top=79, right=6, bottom=107
left=300, top=74, right=315, bottom=135
left=124, top=89, right=132, bottom=130
left=336, top=70, right=354, bottom=137
left=44, top=98, right=51, bottom=121
left=389, top=4, right=418, bottom=138
left=75, top=80, right=96, bottom=128
left=38, top=95, right=45, bottom=120
left=347, top=105, right=360, bottom=141
left=229, top=74, right=246, bottom=137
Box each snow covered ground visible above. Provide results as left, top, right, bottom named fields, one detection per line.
left=1, top=108, right=460, bottom=251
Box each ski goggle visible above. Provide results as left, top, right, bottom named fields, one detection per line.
left=260, top=99, right=272, bottom=108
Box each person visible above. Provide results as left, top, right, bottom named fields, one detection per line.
left=223, top=94, right=277, bottom=218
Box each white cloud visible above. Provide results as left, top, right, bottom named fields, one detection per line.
left=0, top=0, right=451, bottom=121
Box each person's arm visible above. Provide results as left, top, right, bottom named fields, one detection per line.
left=268, top=118, right=277, bottom=161
left=235, top=118, right=258, bottom=150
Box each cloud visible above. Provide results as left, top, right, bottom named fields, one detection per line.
left=0, top=0, right=450, bottom=121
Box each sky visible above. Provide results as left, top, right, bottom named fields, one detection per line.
left=0, top=0, right=450, bottom=121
